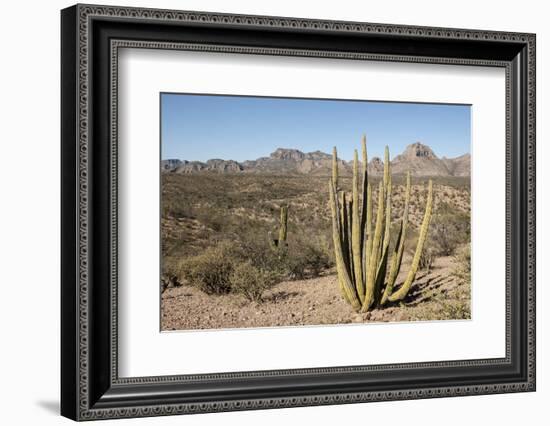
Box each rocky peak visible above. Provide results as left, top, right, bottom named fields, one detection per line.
left=161, top=159, right=183, bottom=171
left=163, top=141, right=469, bottom=177
left=270, top=148, right=306, bottom=161
left=368, top=157, right=384, bottom=174
left=205, top=159, right=243, bottom=172
left=399, top=142, right=437, bottom=160
left=306, top=150, right=332, bottom=161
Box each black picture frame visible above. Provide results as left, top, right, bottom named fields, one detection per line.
left=61, top=4, right=536, bottom=421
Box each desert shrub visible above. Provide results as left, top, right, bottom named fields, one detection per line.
left=237, top=235, right=288, bottom=274
left=178, top=237, right=291, bottom=296
left=428, top=202, right=470, bottom=256
left=282, top=234, right=333, bottom=279
left=236, top=229, right=333, bottom=281
left=177, top=241, right=239, bottom=294
left=453, top=243, right=471, bottom=284
left=194, top=209, right=227, bottom=232
left=419, top=246, right=434, bottom=272
left=285, top=240, right=333, bottom=279
left=230, top=261, right=280, bottom=302
left=161, top=257, right=182, bottom=292
left=161, top=274, right=180, bottom=293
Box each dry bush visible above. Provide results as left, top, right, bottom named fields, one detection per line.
left=238, top=229, right=333, bottom=281
left=236, top=235, right=288, bottom=274
left=177, top=241, right=238, bottom=294
left=178, top=238, right=286, bottom=298
left=282, top=233, right=333, bottom=279
left=429, top=202, right=470, bottom=256
left=161, top=258, right=182, bottom=292
left=453, top=243, right=471, bottom=284
left=419, top=247, right=434, bottom=272
left=230, top=261, right=280, bottom=302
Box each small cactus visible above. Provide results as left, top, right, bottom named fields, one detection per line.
left=270, top=205, right=289, bottom=249
left=278, top=205, right=288, bottom=245
left=329, top=136, right=434, bottom=312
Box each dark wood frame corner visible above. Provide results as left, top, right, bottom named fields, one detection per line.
left=61, top=3, right=536, bottom=421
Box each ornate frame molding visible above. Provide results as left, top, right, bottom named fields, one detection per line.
left=61, top=4, right=536, bottom=421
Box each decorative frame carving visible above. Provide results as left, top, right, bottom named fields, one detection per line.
left=61, top=4, right=535, bottom=421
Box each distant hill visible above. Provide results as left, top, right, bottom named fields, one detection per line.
left=162, top=142, right=470, bottom=177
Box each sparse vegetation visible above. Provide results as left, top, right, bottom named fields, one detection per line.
left=282, top=234, right=333, bottom=279
left=230, top=261, right=280, bottom=302
left=161, top=144, right=471, bottom=329
left=175, top=229, right=333, bottom=302
left=177, top=241, right=237, bottom=295
left=429, top=201, right=470, bottom=256
left=419, top=246, right=435, bottom=272
left=453, top=243, right=471, bottom=285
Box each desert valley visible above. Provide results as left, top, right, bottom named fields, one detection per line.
left=161, top=142, right=471, bottom=330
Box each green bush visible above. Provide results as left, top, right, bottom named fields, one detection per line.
left=177, top=241, right=238, bottom=294
left=230, top=261, right=280, bottom=302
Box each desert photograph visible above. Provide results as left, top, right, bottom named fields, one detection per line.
left=160, top=94, right=471, bottom=331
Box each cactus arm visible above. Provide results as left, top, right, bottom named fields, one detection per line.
left=389, top=179, right=433, bottom=302
left=330, top=148, right=354, bottom=305
left=380, top=168, right=392, bottom=268
left=333, top=146, right=354, bottom=286
left=381, top=172, right=410, bottom=305
left=339, top=191, right=346, bottom=246
left=383, top=145, right=390, bottom=189
left=359, top=135, right=369, bottom=254
left=332, top=147, right=339, bottom=190
left=363, top=180, right=385, bottom=311
left=340, top=192, right=352, bottom=283
left=373, top=160, right=392, bottom=306
left=363, top=182, right=373, bottom=292
left=339, top=274, right=352, bottom=304
left=373, top=173, right=392, bottom=305
left=379, top=146, right=390, bottom=258
left=333, top=187, right=352, bottom=305
left=374, top=243, right=389, bottom=306
left=381, top=221, right=403, bottom=305
left=351, top=150, right=365, bottom=303
left=346, top=197, right=354, bottom=286
left=329, top=179, right=362, bottom=310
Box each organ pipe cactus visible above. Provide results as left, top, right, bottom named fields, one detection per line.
left=329, top=136, right=433, bottom=312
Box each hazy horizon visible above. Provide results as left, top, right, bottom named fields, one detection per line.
left=161, top=93, right=471, bottom=162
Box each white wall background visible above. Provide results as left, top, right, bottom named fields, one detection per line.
left=0, top=0, right=546, bottom=424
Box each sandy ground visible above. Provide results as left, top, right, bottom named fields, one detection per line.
left=161, top=255, right=470, bottom=331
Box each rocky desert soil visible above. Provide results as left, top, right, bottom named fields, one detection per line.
left=161, top=254, right=470, bottom=331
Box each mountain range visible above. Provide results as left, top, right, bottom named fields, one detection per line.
left=161, top=142, right=470, bottom=177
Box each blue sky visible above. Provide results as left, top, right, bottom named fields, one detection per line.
left=161, top=93, right=471, bottom=162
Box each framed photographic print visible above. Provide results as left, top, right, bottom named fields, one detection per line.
left=61, top=4, right=536, bottom=421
